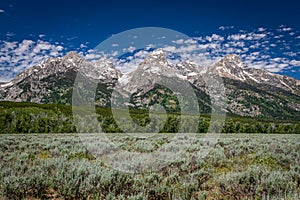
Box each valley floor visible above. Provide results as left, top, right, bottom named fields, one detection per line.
left=0, top=133, right=299, bottom=199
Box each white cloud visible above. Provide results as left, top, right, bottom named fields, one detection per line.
left=219, top=26, right=234, bottom=30
left=2, top=41, right=18, bottom=49
left=133, top=50, right=149, bottom=58
left=290, top=60, right=300, bottom=66
left=80, top=43, right=87, bottom=48
left=193, top=36, right=205, bottom=43
left=258, top=27, right=266, bottom=32
left=163, top=46, right=176, bottom=52
left=227, top=33, right=266, bottom=41
left=157, top=36, right=166, bottom=39
left=6, top=32, right=15, bottom=37
left=283, top=52, right=297, bottom=57
left=242, top=47, right=249, bottom=53
left=85, top=53, right=102, bottom=60
left=36, top=40, right=52, bottom=50
left=13, top=40, right=35, bottom=55
left=271, top=57, right=286, bottom=62
left=172, top=39, right=184, bottom=44
left=249, top=33, right=267, bottom=40
left=278, top=63, right=289, bottom=69
left=228, top=41, right=245, bottom=47
left=0, top=39, right=65, bottom=80
left=0, top=9, right=4, bottom=13
left=205, top=34, right=224, bottom=42
left=278, top=27, right=292, bottom=32
left=274, top=35, right=283, bottom=39
left=277, top=25, right=293, bottom=33
left=56, top=46, right=64, bottom=51
left=126, top=46, right=136, bottom=53
left=251, top=52, right=260, bottom=57
left=184, top=38, right=198, bottom=44
left=66, top=36, right=78, bottom=41
left=227, top=34, right=247, bottom=40
left=145, top=44, right=155, bottom=50
left=111, top=51, right=119, bottom=56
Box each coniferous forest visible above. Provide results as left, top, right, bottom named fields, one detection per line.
left=1, top=101, right=300, bottom=134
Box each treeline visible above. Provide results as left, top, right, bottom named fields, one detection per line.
left=0, top=102, right=75, bottom=133
left=221, top=117, right=300, bottom=134
left=1, top=101, right=300, bottom=134
left=0, top=101, right=72, bottom=115
left=99, top=115, right=300, bottom=134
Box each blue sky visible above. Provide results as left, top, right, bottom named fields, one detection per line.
left=0, top=0, right=299, bottom=81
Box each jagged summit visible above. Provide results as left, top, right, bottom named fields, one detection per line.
left=212, top=54, right=248, bottom=81
left=223, top=54, right=245, bottom=66
left=1, top=51, right=300, bottom=118
left=64, top=51, right=81, bottom=58
left=218, top=54, right=247, bottom=69
left=211, top=55, right=300, bottom=95
left=140, top=48, right=168, bottom=66
left=149, top=48, right=166, bottom=57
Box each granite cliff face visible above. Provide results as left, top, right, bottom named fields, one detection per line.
left=1, top=49, right=300, bottom=119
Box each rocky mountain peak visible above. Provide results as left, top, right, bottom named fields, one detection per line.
left=61, top=51, right=84, bottom=69
left=64, top=51, right=81, bottom=59
left=210, top=55, right=300, bottom=95
left=141, top=48, right=168, bottom=66
left=221, top=54, right=247, bottom=69
left=85, top=58, right=121, bottom=81
left=224, top=54, right=243, bottom=63
left=94, top=58, right=113, bottom=68
left=211, top=54, right=248, bottom=81
left=123, top=48, right=182, bottom=94
left=178, top=60, right=202, bottom=76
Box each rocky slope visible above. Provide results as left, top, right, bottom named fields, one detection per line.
left=1, top=49, right=300, bottom=120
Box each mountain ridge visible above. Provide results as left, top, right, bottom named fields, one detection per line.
left=1, top=49, right=300, bottom=120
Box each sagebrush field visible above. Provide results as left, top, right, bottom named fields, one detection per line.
left=0, top=134, right=299, bottom=199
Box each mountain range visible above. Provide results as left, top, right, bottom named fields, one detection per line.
left=1, top=49, right=300, bottom=120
